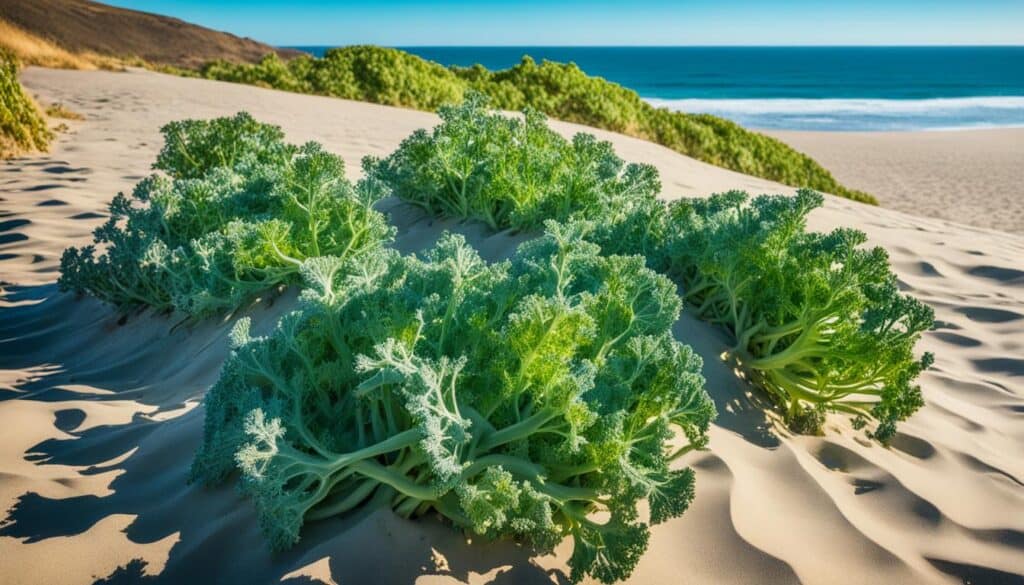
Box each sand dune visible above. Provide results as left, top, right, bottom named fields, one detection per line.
left=2, top=67, right=1023, bottom=585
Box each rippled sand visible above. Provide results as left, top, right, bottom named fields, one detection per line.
left=2, top=67, right=1022, bottom=585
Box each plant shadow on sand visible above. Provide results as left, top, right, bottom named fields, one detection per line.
left=0, top=283, right=572, bottom=585
left=671, top=313, right=782, bottom=449
left=0, top=199, right=784, bottom=584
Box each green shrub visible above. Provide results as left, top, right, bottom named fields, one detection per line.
left=0, top=49, right=51, bottom=158
left=197, top=47, right=876, bottom=204
left=192, top=224, right=715, bottom=584
left=202, top=47, right=463, bottom=109
left=364, top=93, right=660, bottom=231
left=59, top=112, right=394, bottom=316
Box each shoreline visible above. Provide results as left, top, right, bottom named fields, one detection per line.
left=756, top=124, right=1024, bottom=133
left=762, top=126, right=1024, bottom=233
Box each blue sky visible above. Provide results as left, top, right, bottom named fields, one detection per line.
left=106, top=0, right=1024, bottom=46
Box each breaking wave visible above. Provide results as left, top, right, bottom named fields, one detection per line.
left=645, top=96, right=1024, bottom=131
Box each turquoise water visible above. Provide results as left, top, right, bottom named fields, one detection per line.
left=292, top=46, right=1024, bottom=131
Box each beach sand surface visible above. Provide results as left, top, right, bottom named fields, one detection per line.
left=2, top=67, right=1023, bottom=585
left=765, top=128, right=1024, bottom=234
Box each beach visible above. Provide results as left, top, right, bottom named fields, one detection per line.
left=2, top=66, right=1023, bottom=585
left=765, top=128, right=1024, bottom=233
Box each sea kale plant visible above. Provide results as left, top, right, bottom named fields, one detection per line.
left=191, top=224, right=716, bottom=584
left=59, top=112, right=393, bottom=316
left=363, top=92, right=661, bottom=231
left=369, top=97, right=932, bottom=439
left=648, top=190, right=934, bottom=440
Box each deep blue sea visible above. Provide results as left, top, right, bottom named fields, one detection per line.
left=291, top=46, right=1024, bottom=131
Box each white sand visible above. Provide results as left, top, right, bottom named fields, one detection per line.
left=2, top=67, right=1022, bottom=585
left=764, top=128, right=1024, bottom=234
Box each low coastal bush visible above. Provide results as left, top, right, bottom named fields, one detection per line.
left=192, top=225, right=715, bottom=584
left=0, top=49, right=51, bottom=158
left=59, top=112, right=393, bottom=316
left=371, top=98, right=933, bottom=439
left=197, top=47, right=876, bottom=204
left=364, top=93, right=660, bottom=231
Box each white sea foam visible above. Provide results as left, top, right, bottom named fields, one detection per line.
left=644, top=96, right=1024, bottom=130
left=645, top=96, right=1024, bottom=115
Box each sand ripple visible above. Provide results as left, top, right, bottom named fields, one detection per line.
left=1, top=67, right=1021, bottom=585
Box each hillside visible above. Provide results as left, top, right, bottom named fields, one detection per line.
left=0, top=0, right=300, bottom=68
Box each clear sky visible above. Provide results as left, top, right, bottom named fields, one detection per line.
left=104, top=0, right=1024, bottom=47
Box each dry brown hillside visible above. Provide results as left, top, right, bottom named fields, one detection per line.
left=0, top=0, right=299, bottom=68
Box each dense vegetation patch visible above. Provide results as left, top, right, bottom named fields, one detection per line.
left=0, top=49, right=51, bottom=158
left=60, top=104, right=929, bottom=580
left=198, top=47, right=876, bottom=204
left=605, top=190, right=934, bottom=440
left=59, top=113, right=393, bottom=316
left=369, top=98, right=933, bottom=439
left=364, top=93, right=660, bottom=231
left=192, top=225, right=715, bottom=584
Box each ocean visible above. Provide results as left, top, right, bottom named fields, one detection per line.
left=291, top=46, right=1024, bottom=132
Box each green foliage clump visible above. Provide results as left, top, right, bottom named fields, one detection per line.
left=465, top=57, right=875, bottom=204
left=59, top=112, right=393, bottom=316
left=370, top=98, right=932, bottom=440
left=364, top=93, right=660, bottom=231
left=191, top=224, right=715, bottom=584
left=196, top=47, right=875, bottom=204
left=0, top=49, right=51, bottom=158
left=654, top=190, right=934, bottom=440
left=202, top=47, right=463, bottom=110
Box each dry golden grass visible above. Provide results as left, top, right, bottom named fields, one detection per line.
left=44, top=102, right=84, bottom=120
left=0, top=18, right=93, bottom=69
left=0, top=18, right=126, bottom=70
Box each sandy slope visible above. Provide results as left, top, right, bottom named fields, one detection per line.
left=1, top=67, right=1022, bottom=585
left=764, top=128, right=1024, bottom=234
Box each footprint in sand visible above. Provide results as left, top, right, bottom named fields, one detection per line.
left=968, top=265, right=1024, bottom=287
left=0, top=233, right=28, bottom=246
left=955, top=306, right=1023, bottom=323
left=812, top=441, right=873, bottom=473
left=0, top=219, right=30, bottom=232
left=971, top=357, right=1024, bottom=377
left=70, top=212, right=106, bottom=220
left=43, top=165, right=91, bottom=175
left=898, top=260, right=942, bottom=277
left=932, top=331, right=983, bottom=347
left=888, top=433, right=937, bottom=460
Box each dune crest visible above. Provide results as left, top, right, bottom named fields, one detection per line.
left=2, top=67, right=1022, bottom=584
